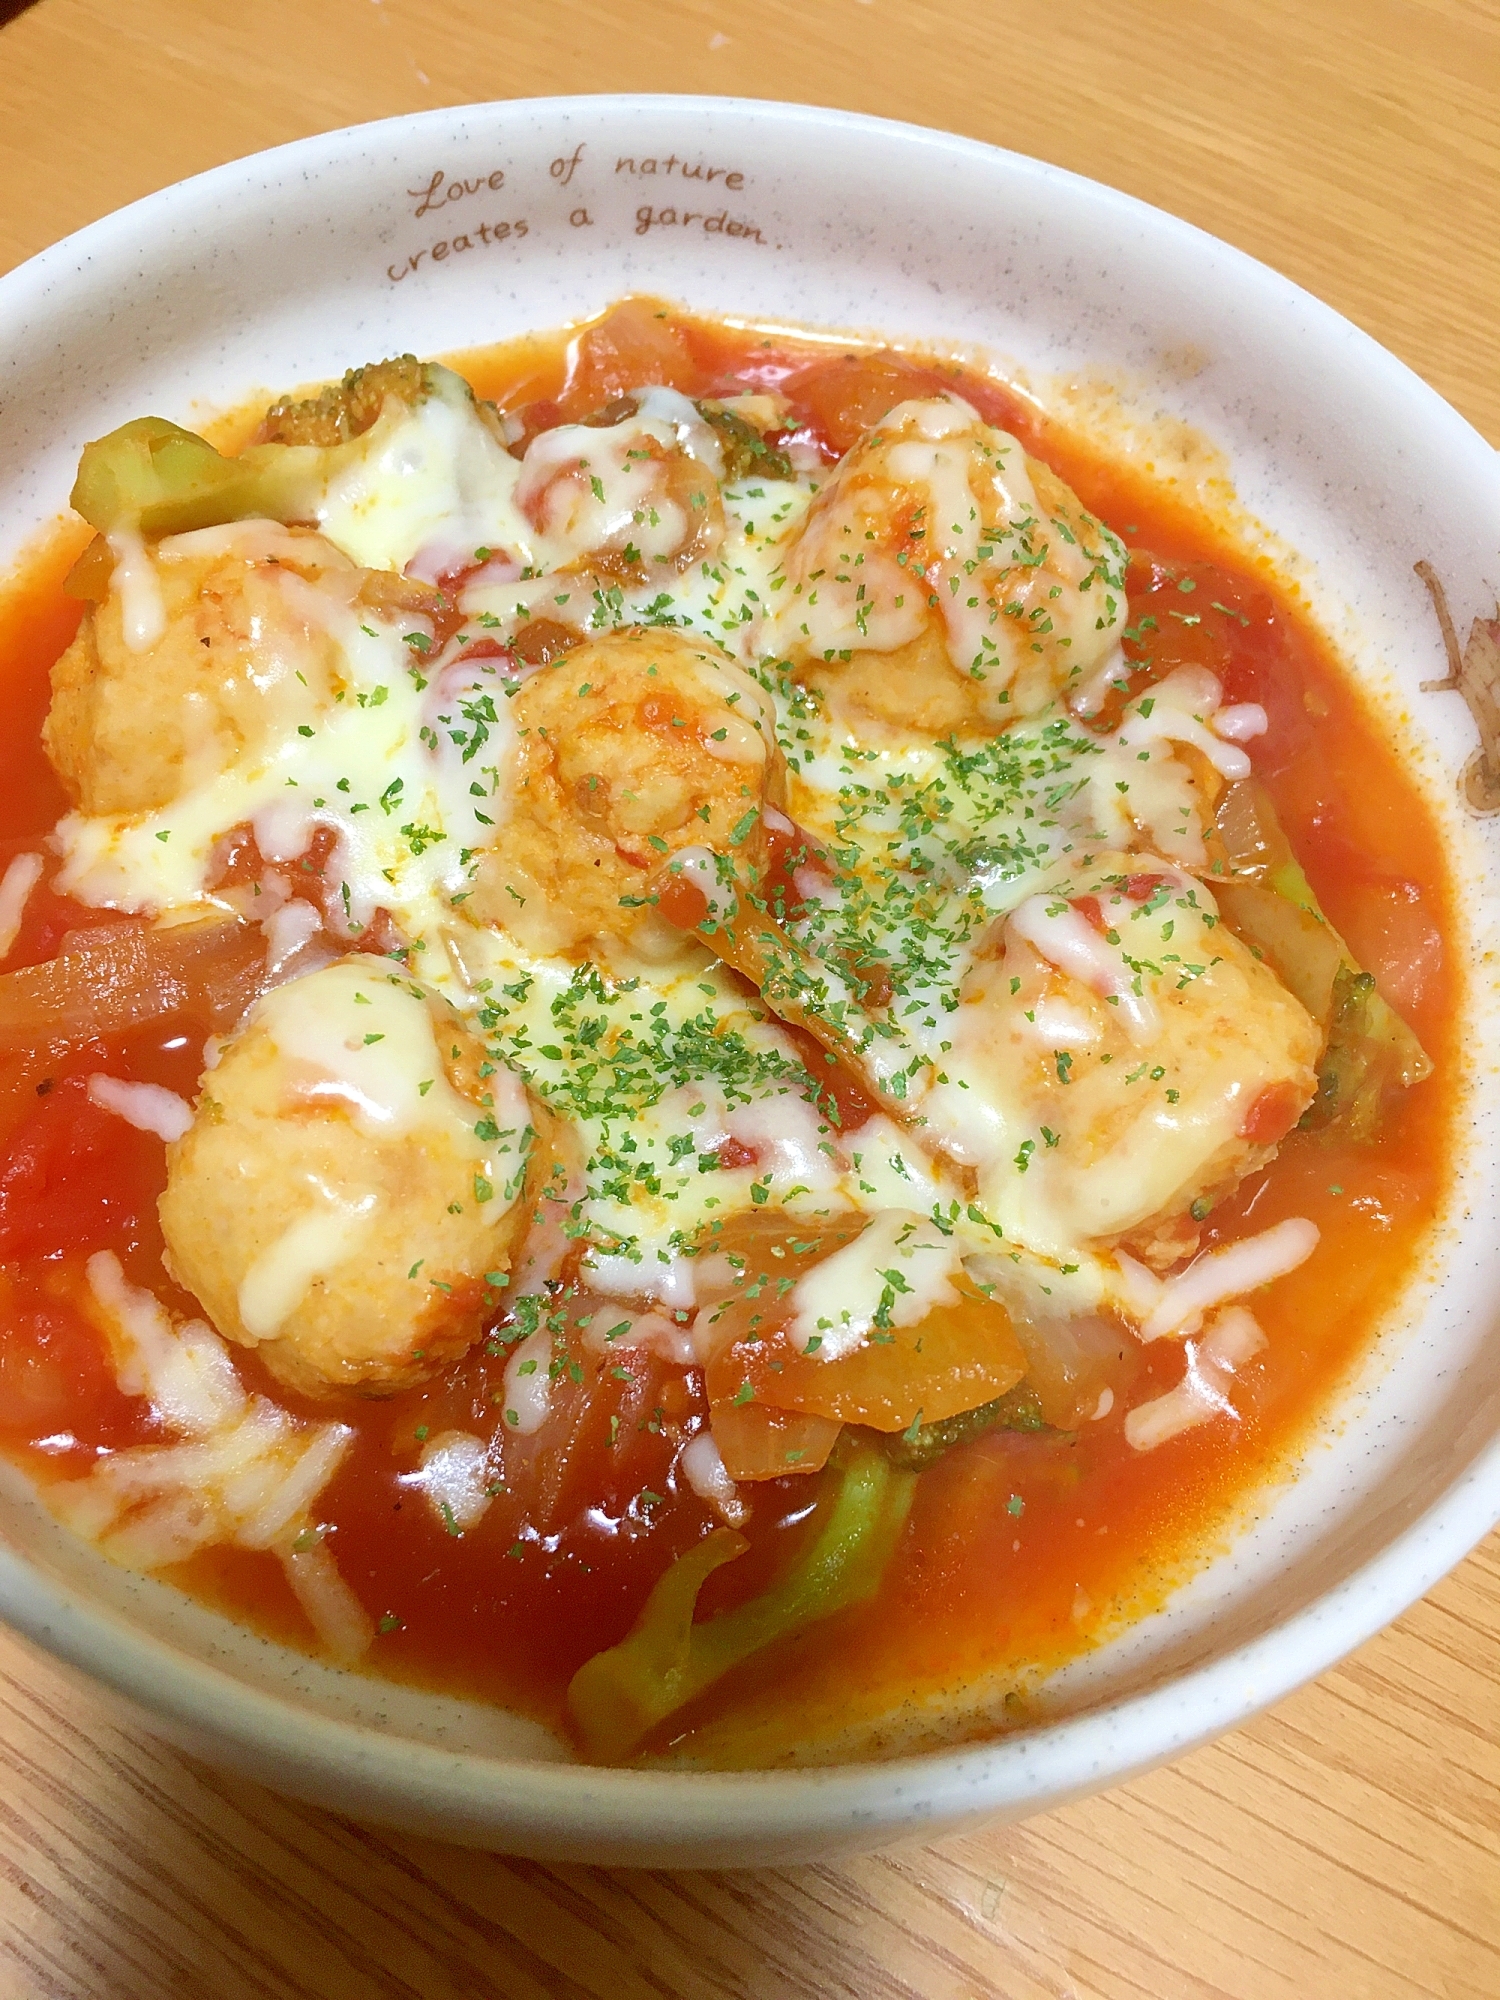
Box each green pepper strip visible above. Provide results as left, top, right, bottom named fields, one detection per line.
left=882, top=1382, right=1050, bottom=1472
left=566, top=1443, right=916, bottom=1762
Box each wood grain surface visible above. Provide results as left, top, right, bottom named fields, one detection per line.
left=1, top=2, right=1498, bottom=1994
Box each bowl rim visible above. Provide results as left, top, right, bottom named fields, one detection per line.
left=2, top=91, right=1498, bottom=1852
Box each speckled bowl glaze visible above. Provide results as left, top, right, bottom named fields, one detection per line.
left=0, top=98, right=1496, bottom=1867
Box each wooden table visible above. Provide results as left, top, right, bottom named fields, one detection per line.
left=2, top=2, right=1498, bottom=1992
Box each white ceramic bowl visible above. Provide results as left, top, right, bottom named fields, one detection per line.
left=0, top=97, right=1497, bottom=1868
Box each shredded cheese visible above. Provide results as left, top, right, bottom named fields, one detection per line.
left=53, top=1255, right=364, bottom=1654
left=86, top=1074, right=193, bottom=1144
left=680, top=1431, right=748, bottom=1527
left=405, top=1429, right=496, bottom=1533
left=0, top=851, right=42, bottom=959
left=1124, top=1306, right=1269, bottom=1451
left=1140, top=1219, right=1319, bottom=1342
left=787, top=1210, right=963, bottom=1362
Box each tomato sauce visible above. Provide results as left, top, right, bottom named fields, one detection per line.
left=0, top=304, right=1456, bottom=1763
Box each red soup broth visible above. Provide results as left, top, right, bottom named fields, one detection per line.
left=0, top=304, right=1456, bottom=1762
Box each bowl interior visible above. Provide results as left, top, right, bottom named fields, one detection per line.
left=0, top=96, right=1497, bottom=1865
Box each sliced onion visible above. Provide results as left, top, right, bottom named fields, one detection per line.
left=279, top=1534, right=375, bottom=1663
left=0, top=915, right=266, bottom=1061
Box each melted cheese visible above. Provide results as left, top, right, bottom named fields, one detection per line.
left=502, top=1327, right=553, bottom=1435
left=237, top=1191, right=377, bottom=1340
left=106, top=529, right=167, bottom=649
left=228, top=963, right=529, bottom=1337
left=1123, top=1304, right=1268, bottom=1451
left=678, top=1431, right=747, bottom=1526
left=787, top=1209, right=964, bottom=1361
left=1009, top=892, right=1162, bottom=1040
left=1139, top=1217, right=1319, bottom=1340
left=460, top=461, right=812, bottom=670
left=86, top=1249, right=244, bottom=1435
left=313, top=370, right=534, bottom=577
left=914, top=859, right=1318, bottom=1263
left=583, top=1305, right=695, bottom=1365
left=254, top=960, right=489, bottom=1145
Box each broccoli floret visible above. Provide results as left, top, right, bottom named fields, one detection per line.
left=696, top=402, right=794, bottom=484
left=258, top=356, right=428, bottom=446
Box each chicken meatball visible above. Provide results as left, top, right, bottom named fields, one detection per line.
left=769, top=396, right=1128, bottom=738
left=159, top=959, right=543, bottom=1398
left=920, top=855, right=1322, bottom=1267
left=514, top=388, right=726, bottom=576
left=469, top=625, right=786, bottom=959
left=45, top=525, right=364, bottom=818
